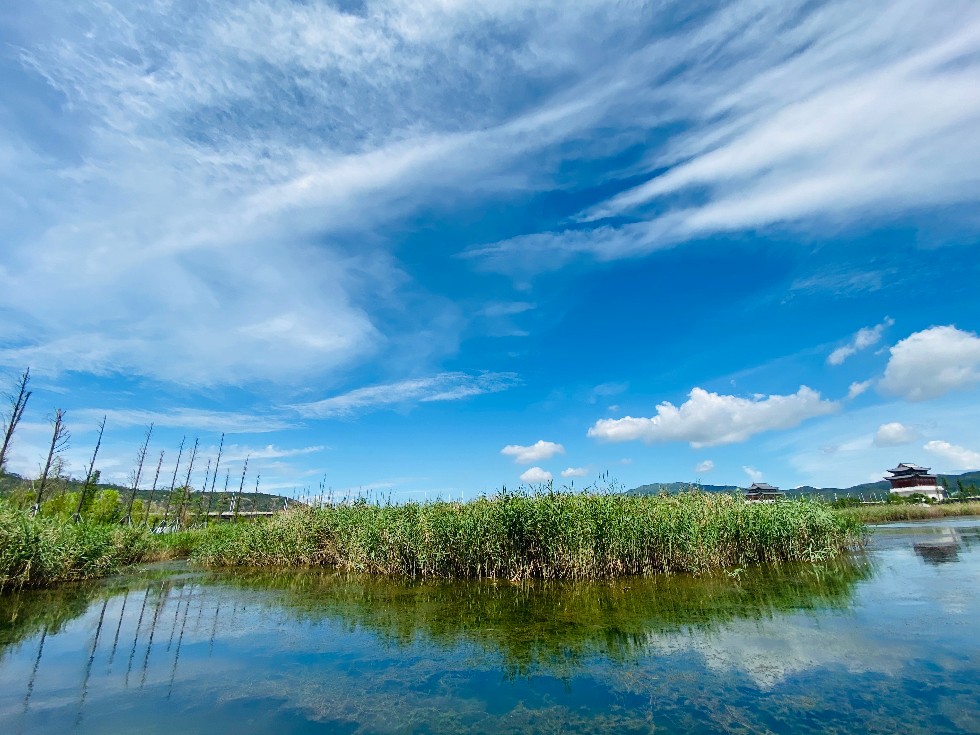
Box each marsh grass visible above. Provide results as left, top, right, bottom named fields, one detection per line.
left=194, top=490, right=864, bottom=579
left=0, top=502, right=150, bottom=589
left=843, top=500, right=980, bottom=524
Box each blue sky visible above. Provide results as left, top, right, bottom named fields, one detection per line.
left=2, top=0, right=980, bottom=500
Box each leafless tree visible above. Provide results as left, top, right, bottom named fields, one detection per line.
left=173, top=438, right=199, bottom=528
left=31, top=409, right=70, bottom=516
left=203, top=433, right=225, bottom=527
left=72, top=415, right=106, bottom=523
left=0, top=367, right=32, bottom=473
left=142, top=451, right=166, bottom=526
left=194, top=457, right=211, bottom=526
left=160, top=437, right=186, bottom=529
left=122, top=424, right=154, bottom=525
left=233, top=457, right=249, bottom=523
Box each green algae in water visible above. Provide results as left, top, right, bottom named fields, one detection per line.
left=1, top=519, right=978, bottom=734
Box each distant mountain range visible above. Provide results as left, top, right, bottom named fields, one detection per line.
left=630, top=470, right=980, bottom=499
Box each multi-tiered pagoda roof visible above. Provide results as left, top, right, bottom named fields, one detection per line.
left=885, top=463, right=932, bottom=477
left=744, top=482, right=784, bottom=502
left=884, top=463, right=945, bottom=500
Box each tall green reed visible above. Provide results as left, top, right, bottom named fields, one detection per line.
left=194, top=490, right=865, bottom=579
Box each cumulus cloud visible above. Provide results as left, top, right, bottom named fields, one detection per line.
left=873, top=422, right=918, bottom=447
left=923, top=440, right=980, bottom=470
left=519, top=466, right=553, bottom=483
left=291, top=372, right=519, bottom=418
left=743, top=466, right=763, bottom=483
left=560, top=466, right=589, bottom=478
left=880, top=326, right=980, bottom=401
left=847, top=380, right=872, bottom=399
left=501, top=440, right=565, bottom=464
left=587, top=387, right=838, bottom=448
left=695, top=459, right=715, bottom=474
left=828, top=318, right=894, bottom=365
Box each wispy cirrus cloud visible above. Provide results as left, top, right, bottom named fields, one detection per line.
left=6, top=0, right=977, bottom=386
left=290, top=371, right=519, bottom=418
left=0, top=1, right=638, bottom=385
left=74, top=407, right=296, bottom=434
left=468, top=1, right=980, bottom=275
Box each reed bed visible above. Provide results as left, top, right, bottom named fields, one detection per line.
left=842, top=500, right=980, bottom=524
left=0, top=502, right=150, bottom=590
left=193, top=490, right=864, bottom=579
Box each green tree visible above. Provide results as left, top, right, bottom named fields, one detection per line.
left=89, top=489, right=121, bottom=523
left=41, top=490, right=80, bottom=520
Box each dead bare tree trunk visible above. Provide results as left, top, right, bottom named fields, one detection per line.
left=142, top=451, right=166, bottom=526
left=72, top=415, right=106, bottom=523
left=0, top=367, right=32, bottom=474
left=203, top=433, right=224, bottom=527
left=219, top=468, right=231, bottom=520
left=173, top=438, right=199, bottom=529
left=122, top=425, right=153, bottom=525
left=193, top=457, right=211, bottom=527
left=160, top=437, right=186, bottom=530
left=232, top=457, right=249, bottom=523
left=31, top=409, right=70, bottom=516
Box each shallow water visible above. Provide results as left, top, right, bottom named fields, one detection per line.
left=1, top=518, right=978, bottom=734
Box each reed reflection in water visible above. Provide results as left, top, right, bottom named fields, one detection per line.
left=0, top=519, right=978, bottom=735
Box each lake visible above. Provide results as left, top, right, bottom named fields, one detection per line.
left=1, top=517, right=978, bottom=734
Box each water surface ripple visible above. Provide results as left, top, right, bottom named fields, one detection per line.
left=1, top=518, right=978, bottom=734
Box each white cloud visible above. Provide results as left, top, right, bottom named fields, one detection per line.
left=827, top=318, right=894, bottom=365
left=560, top=466, right=589, bottom=478
left=880, top=326, right=980, bottom=401
left=847, top=380, right=872, bottom=399
left=587, top=386, right=838, bottom=448
left=873, top=422, right=918, bottom=447
left=4, top=0, right=979, bottom=394
left=694, top=459, right=715, bottom=474
left=76, top=407, right=295, bottom=434
left=743, top=466, right=763, bottom=483
left=0, top=1, right=645, bottom=385
left=923, top=440, right=980, bottom=470
left=468, top=2, right=980, bottom=276
left=217, top=444, right=325, bottom=462
left=501, top=440, right=565, bottom=464
left=519, top=466, right=553, bottom=484
left=291, top=372, right=519, bottom=418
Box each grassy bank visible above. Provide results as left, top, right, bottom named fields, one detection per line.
left=194, top=490, right=864, bottom=579
left=842, top=500, right=980, bottom=524
left=0, top=502, right=203, bottom=590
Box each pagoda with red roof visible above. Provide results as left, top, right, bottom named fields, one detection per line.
left=885, top=463, right=946, bottom=501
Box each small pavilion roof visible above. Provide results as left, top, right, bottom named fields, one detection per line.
left=886, top=463, right=932, bottom=475
left=746, top=482, right=780, bottom=492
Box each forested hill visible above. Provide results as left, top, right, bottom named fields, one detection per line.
left=629, top=470, right=980, bottom=498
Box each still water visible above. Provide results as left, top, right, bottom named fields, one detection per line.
left=1, top=518, right=978, bottom=734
